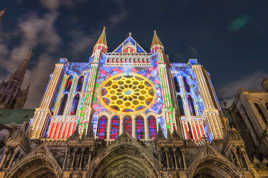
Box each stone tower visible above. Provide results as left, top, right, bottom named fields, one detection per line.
left=0, top=50, right=32, bottom=109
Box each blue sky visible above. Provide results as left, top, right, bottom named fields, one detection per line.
left=0, top=0, right=267, bottom=108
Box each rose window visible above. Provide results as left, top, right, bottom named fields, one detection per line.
left=100, top=74, right=155, bottom=113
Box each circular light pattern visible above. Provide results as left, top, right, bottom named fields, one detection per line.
left=100, top=74, right=155, bottom=114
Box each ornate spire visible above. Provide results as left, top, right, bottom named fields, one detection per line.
left=0, top=9, right=6, bottom=22
left=9, top=49, right=32, bottom=82
left=151, top=30, right=164, bottom=51
left=95, top=26, right=107, bottom=47
left=92, top=26, right=108, bottom=57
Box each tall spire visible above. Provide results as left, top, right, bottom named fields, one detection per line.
left=0, top=9, right=6, bottom=22
left=9, top=49, right=32, bottom=82
left=92, top=26, right=108, bottom=56
left=95, top=26, right=107, bottom=47
left=151, top=30, right=164, bottom=52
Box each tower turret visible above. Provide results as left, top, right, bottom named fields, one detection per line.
left=151, top=30, right=164, bottom=54
left=0, top=49, right=32, bottom=109
left=91, top=26, right=107, bottom=58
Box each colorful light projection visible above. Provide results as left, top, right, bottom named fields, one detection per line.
left=123, top=116, right=132, bottom=135
left=97, top=115, right=108, bottom=139
left=100, top=74, right=155, bottom=114
left=148, top=115, right=157, bottom=139
left=110, top=116, right=120, bottom=139
left=136, top=116, right=145, bottom=139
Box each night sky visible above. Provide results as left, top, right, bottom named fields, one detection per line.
left=0, top=0, right=267, bottom=108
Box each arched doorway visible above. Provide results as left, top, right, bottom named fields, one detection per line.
left=191, top=158, right=241, bottom=178
left=89, top=143, right=159, bottom=178
left=7, top=157, right=60, bottom=178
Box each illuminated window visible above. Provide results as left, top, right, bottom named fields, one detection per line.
left=58, top=94, right=68, bottom=115
left=148, top=116, right=157, bottom=139
left=70, top=94, right=80, bottom=115
left=123, top=116, right=132, bottom=135
left=110, top=116, right=120, bottom=139
left=174, top=77, right=180, bottom=93
left=65, top=76, right=73, bottom=92
left=177, top=95, right=185, bottom=116
left=183, top=77, right=190, bottom=92
left=97, top=116, right=108, bottom=139
left=100, top=74, right=155, bottom=114
left=76, top=76, right=84, bottom=92
left=136, top=116, right=144, bottom=139
left=187, top=95, right=196, bottom=116
left=254, top=103, right=267, bottom=124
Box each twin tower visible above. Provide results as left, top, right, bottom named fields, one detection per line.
left=29, top=27, right=224, bottom=143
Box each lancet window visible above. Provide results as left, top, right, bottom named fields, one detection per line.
left=187, top=95, right=196, bottom=116
left=123, top=116, right=132, bottom=135
left=58, top=94, right=68, bottom=115
left=97, top=116, right=108, bottom=139
left=70, top=94, right=80, bottom=115
left=136, top=116, right=145, bottom=139
left=148, top=115, right=157, bottom=139
left=174, top=77, right=180, bottom=93
left=177, top=95, right=185, bottom=115
left=110, top=116, right=120, bottom=139
left=76, top=76, right=84, bottom=92
left=183, top=76, right=190, bottom=92
left=65, top=76, right=73, bottom=92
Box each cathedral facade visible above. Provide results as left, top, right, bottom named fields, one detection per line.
left=0, top=27, right=267, bottom=178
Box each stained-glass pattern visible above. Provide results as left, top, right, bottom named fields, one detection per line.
left=100, top=74, right=155, bottom=114
left=97, top=116, right=108, bottom=139
left=136, top=116, right=144, bottom=139
left=110, top=116, right=120, bottom=139
left=123, top=116, right=132, bottom=135
left=148, top=116, right=157, bottom=139
left=70, top=94, right=80, bottom=115
left=76, top=76, right=84, bottom=92
left=65, top=76, right=73, bottom=92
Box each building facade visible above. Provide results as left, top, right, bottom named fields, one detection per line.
left=228, top=79, right=268, bottom=166
left=0, top=28, right=267, bottom=178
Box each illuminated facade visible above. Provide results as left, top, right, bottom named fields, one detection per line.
left=1, top=27, right=265, bottom=178
left=30, top=28, right=224, bottom=143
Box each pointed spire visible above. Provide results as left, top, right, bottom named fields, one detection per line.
left=9, top=49, right=32, bottom=81
left=95, top=26, right=107, bottom=47
left=151, top=30, right=164, bottom=51
left=0, top=9, right=6, bottom=22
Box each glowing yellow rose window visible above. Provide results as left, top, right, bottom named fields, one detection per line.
left=100, top=74, right=155, bottom=113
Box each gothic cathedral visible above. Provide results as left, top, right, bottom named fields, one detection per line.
left=0, top=27, right=265, bottom=178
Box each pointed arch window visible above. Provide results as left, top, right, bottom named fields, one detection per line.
left=70, top=94, right=80, bottom=115
left=177, top=95, right=185, bottom=116
left=65, top=76, right=73, bottom=92
left=97, top=116, right=108, bottom=139
left=174, top=77, right=180, bottom=93
left=136, top=116, right=145, bottom=139
left=123, top=116, right=132, bottom=135
left=148, top=116, right=157, bottom=139
left=58, top=94, right=68, bottom=115
left=76, top=76, right=84, bottom=92
left=183, top=76, right=190, bottom=92
left=254, top=103, right=267, bottom=124
left=187, top=95, right=196, bottom=116
left=110, top=116, right=120, bottom=139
